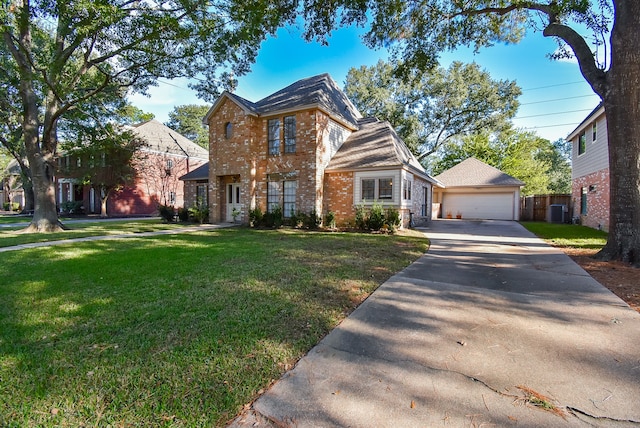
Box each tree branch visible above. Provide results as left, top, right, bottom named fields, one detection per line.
left=543, top=22, right=607, bottom=96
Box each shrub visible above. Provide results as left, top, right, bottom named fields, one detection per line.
left=158, top=204, right=175, bottom=222
left=288, top=210, right=302, bottom=228
left=3, top=202, right=20, bottom=211
left=304, top=209, right=321, bottom=230
left=249, top=207, right=263, bottom=228
left=352, top=203, right=401, bottom=233
left=263, top=206, right=283, bottom=228
left=61, top=200, right=84, bottom=214
left=188, top=205, right=209, bottom=224
left=178, top=207, right=189, bottom=222
left=385, top=207, right=401, bottom=230
left=325, top=211, right=336, bottom=229
left=367, top=202, right=386, bottom=231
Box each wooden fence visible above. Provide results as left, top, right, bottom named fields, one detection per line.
left=521, top=194, right=572, bottom=222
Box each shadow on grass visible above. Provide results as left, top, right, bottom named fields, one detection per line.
left=0, top=228, right=427, bottom=426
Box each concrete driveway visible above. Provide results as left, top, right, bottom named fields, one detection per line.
left=231, top=220, right=640, bottom=427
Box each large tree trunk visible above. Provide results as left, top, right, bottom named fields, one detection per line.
left=24, top=153, right=62, bottom=232
left=596, top=1, right=640, bottom=266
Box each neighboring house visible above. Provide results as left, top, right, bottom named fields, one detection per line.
left=566, top=103, right=609, bottom=231
left=1, top=159, right=25, bottom=210
left=56, top=120, right=208, bottom=216
left=196, top=73, right=439, bottom=227
left=433, top=157, right=524, bottom=220
left=180, top=162, right=209, bottom=209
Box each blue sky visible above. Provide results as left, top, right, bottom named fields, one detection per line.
left=130, top=23, right=602, bottom=142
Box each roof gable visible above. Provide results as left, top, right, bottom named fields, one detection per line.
left=435, top=157, right=524, bottom=187
left=254, top=74, right=362, bottom=127
left=203, top=92, right=259, bottom=124
left=204, top=74, right=362, bottom=129
left=566, top=102, right=604, bottom=140
left=132, top=120, right=208, bottom=159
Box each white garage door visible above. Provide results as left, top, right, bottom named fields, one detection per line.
left=443, top=193, right=516, bottom=220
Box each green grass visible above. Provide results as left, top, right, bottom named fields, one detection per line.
left=0, top=214, right=35, bottom=225
left=0, top=219, right=188, bottom=248
left=521, top=221, right=608, bottom=249
left=0, top=227, right=428, bottom=426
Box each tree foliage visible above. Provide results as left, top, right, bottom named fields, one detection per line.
left=1, top=0, right=296, bottom=232
left=60, top=125, right=146, bottom=217
left=165, top=104, right=210, bottom=149
left=344, top=60, right=520, bottom=160
left=434, top=129, right=555, bottom=196
left=299, top=0, right=640, bottom=265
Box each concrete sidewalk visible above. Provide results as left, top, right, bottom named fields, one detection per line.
left=0, top=223, right=234, bottom=253
left=230, top=220, right=640, bottom=427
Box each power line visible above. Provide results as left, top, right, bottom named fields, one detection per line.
left=521, top=81, right=585, bottom=92
left=522, top=122, right=580, bottom=130
left=520, top=93, right=599, bottom=106
left=513, top=108, right=595, bottom=120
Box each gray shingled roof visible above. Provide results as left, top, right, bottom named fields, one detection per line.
left=327, top=118, right=437, bottom=183
left=254, top=73, right=362, bottom=127
left=179, top=162, right=209, bottom=181
left=204, top=74, right=362, bottom=129
left=132, top=120, right=209, bottom=160
left=435, top=157, right=524, bottom=187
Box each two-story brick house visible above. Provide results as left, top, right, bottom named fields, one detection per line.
left=196, top=73, right=438, bottom=227
left=567, top=103, right=609, bottom=231
left=57, top=120, right=208, bottom=216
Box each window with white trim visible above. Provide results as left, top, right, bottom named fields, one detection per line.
left=402, top=178, right=412, bottom=200
left=378, top=178, right=393, bottom=199
left=360, top=177, right=394, bottom=201
left=578, top=131, right=586, bottom=155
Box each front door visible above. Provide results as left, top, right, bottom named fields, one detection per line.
left=226, top=183, right=241, bottom=222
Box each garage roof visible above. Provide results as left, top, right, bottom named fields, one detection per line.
left=435, top=157, right=524, bottom=187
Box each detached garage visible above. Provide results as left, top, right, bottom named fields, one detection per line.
left=433, top=158, right=524, bottom=221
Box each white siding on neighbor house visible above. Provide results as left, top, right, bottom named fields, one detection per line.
left=572, top=114, right=609, bottom=179
left=353, top=170, right=401, bottom=205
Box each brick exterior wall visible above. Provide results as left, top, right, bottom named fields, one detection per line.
left=323, top=171, right=355, bottom=226
left=571, top=167, right=610, bottom=231
left=207, top=98, right=347, bottom=224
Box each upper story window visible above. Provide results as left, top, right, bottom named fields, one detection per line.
left=592, top=122, right=597, bottom=142
left=284, top=115, right=296, bottom=153
left=268, top=118, right=280, bottom=155
left=578, top=131, right=586, bottom=155
left=268, top=115, right=297, bottom=155
left=225, top=122, right=233, bottom=139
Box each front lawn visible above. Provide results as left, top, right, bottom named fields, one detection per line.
left=520, top=221, right=607, bottom=249
left=0, top=227, right=428, bottom=426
